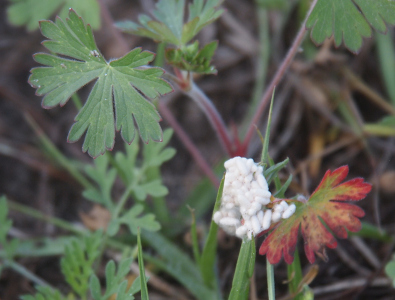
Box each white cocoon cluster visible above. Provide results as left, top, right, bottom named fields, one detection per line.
left=213, top=157, right=296, bottom=240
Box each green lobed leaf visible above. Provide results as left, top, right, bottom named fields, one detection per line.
left=7, top=0, right=100, bottom=31
left=306, top=0, right=395, bottom=53
left=109, top=204, right=161, bottom=237
left=60, top=231, right=102, bottom=297
left=21, top=286, right=65, bottom=300
left=83, top=155, right=117, bottom=210
left=29, top=10, right=172, bottom=158
left=90, top=258, right=136, bottom=300
left=116, top=0, right=223, bottom=47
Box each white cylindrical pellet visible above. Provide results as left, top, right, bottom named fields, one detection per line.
left=251, top=181, right=260, bottom=189
left=236, top=159, right=248, bottom=175
left=248, top=208, right=257, bottom=216
left=257, top=210, right=264, bottom=224
left=251, top=164, right=257, bottom=172
left=235, top=226, right=247, bottom=238
left=244, top=219, right=252, bottom=230
left=273, top=203, right=284, bottom=212
left=213, top=211, right=222, bottom=223
left=246, top=159, right=254, bottom=170
left=224, top=159, right=235, bottom=169
left=280, top=201, right=289, bottom=210
left=255, top=196, right=270, bottom=205
left=256, top=174, right=268, bottom=190
left=257, top=166, right=263, bottom=173
left=262, top=209, right=272, bottom=230
left=232, top=180, right=242, bottom=189
left=225, top=202, right=234, bottom=210
left=251, top=202, right=261, bottom=211
left=271, top=211, right=282, bottom=223
left=251, top=189, right=271, bottom=198
left=220, top=217, right=240, bottom=227
left=282, top=204, right=296, bottom=219
left=251, top=215, right=261, bottom=234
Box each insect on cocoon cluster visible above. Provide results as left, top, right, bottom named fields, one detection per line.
left=213, top=157, right=296, bottom=239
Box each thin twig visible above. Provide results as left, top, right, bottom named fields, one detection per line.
left=158, top=101, right=220, bottom=187
left=243, top=0, right=319, bottom=149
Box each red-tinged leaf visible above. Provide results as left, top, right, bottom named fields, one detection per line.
left=259, top=166, right=372, bottom=264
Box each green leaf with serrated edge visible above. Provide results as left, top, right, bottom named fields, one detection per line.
left=199, top=174, right=224, bottom=289
left=137, top=229, right=149, bottom=300
left=143, top=128, right=176, bottom=168
left=306, top=0, right=395, bottom=53
left=83, top=155, right=116, bottom=210
left=7, top=0, right=100, bottom=31
left=117, top=0, right=223, bottom=46
left=228, top=239, right=255, bottom=300
left=90, top=258, right=134, bottom=300
left=29, top=10, right=172, bottom=158
left=21, top=286, right=65, bottom=300
left=114, top=204, right=161, bottom=236
left=61, top=231, right=102, bottom=297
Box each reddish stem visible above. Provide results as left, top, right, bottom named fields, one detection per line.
left=186, top=83, right=234, bottom=157
left=159, top=101, right=220, bottom=187
left=242, top=0, right=319, bottom=150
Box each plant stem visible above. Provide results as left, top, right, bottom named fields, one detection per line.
left=186, top=82, right=233, bottom=157
left=243, top=0, right=319, bottom=150
left=158, top=101, right=220, bottom=187
left=5, top=259, right=53, bottom=288
left=71, top=93, right=82, bottom=110
left=24, top=113, right=93, bottom=190
left=267, top=258, right=276, bottom=300
left=7, top=200, right=85, bottom=235
left=241, top=6, right=270, bottom=134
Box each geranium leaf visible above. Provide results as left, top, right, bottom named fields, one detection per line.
left=29, top=10, right=172, bottom=158
left=259, top=166, right=372, bottom=264
left=116, top=0, right=223, bottom=46
left=306, top=0, right=395, bottom=53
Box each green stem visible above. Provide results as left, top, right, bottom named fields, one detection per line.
left=71, top=93, right=83, bottom=110
left=266, top=258, right=276, bottom=300
left=5, top=259, right=53, bottom=288
left=24, top=113, right=93, bottom=190
left=8, top=200, right=85, bottom=235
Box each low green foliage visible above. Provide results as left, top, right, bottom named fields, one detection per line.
left=20, top=286, right=65, bottom=300
left=116, top=0, right=222, bottom=74
left=306, top=0, right=395, bottom=53
left=29, top=10, right=172, bottom=158
left=90, top=258, right=140, bottom=300
left=60, top=231, right=102, bottom=298
left=116, top=0, right=223, bottom=47
left=7, top=0, right=100, bottom=31
left=385, top=255, right=395, bottom=288
left=165, top=41, right=218, bottom=74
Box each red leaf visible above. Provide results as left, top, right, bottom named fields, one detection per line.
left=259, top=166, right=371, bottom=264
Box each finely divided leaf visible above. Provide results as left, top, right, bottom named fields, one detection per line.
left=7, top=0, right=100, bottom=31
left=306, top=0, right=395, bottom=53
left=29, top=10, right=172, bottom=158
left=259, top=166, right=371, bottom=264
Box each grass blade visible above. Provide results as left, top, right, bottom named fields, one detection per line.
left=137, top=229, right=149, bottom=300
left=228, top=238, right=256, bottom=300
left=200, top=175, right=225, bottom=290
